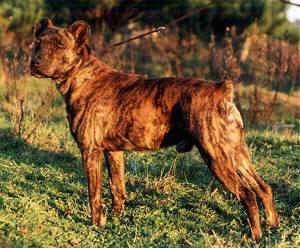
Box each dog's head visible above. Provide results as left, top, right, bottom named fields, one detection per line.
left=30, top=18, right=91, bottom=79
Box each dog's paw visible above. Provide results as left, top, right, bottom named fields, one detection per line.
left=112, top=204, right=125, bottom=216
left=92, top=213, right=107, bottom=227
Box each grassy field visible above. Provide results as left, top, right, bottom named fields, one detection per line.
left=0, top=83, right=299, bottom=247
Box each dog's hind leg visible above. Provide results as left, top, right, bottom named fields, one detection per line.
left=105, top=151, right=126, bottom=215
left=238, top=158, right=279, bottom=228
left=190, top=80, right=278, bottom=239
left=82, top=149, right=106, bottom=227
left=197, top=145, right=262, bottom=240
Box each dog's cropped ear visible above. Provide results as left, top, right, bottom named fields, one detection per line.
left=34, top=18, right=53, bottom=37
left=68, top=21, right=91, bottom=48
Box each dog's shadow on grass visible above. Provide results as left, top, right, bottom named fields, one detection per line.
left=0, top=128, right=91, bottom=223
left=0, top=128, right=80, bottom=174
left=0, top=129, right=235, bottom=226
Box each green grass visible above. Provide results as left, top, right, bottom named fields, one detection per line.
left=0, top=107, right=299, bottom=247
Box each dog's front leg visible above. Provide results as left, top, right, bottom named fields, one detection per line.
left=105, top=151, right=126, bottom=215
left=82, top=148, right=106, bottom=227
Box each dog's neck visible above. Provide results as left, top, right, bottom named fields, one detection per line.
left=55, top=54, right=114, bottom=96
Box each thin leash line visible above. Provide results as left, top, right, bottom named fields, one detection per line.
left=167, top=3, right=213, bottom=27
left=107, top=26, right=167, bottom=49
left=103, top=3, right=214, bottom=52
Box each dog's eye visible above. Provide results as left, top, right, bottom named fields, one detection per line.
left=57, top=41, right=65, bottom=48
left=54, top=39, right=65, bottom=48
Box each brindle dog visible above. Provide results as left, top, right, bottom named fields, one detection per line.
left=30, top=18, right=279, bottom=240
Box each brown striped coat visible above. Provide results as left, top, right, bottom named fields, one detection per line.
left=30, top=19, right=279, bottom=240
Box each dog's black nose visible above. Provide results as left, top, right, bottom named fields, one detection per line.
left=30, top=60, right=39, bottom=67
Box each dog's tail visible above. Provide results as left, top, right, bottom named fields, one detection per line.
left=219, top=80, right=234, bottom=102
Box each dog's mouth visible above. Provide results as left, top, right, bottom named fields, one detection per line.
left=31, top=71, right=45, bottom=78
left=30, top=65, right=44, bottom=78
left=30, top=63, right=64, bottom=80
left=30, top=61, right=52, bottom=78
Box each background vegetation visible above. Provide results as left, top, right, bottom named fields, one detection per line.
left=0, top=0, right=299, bottom=247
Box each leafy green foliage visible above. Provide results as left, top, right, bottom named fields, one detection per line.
left=0, top=0, right=298, bottom=42
left=258, top=0, right=300, bottom=42
left=0, top=0, right=44, bottom=35
left=104, top=0, right=265, bottom=38
left=44, top=0, right=117, bottom=25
